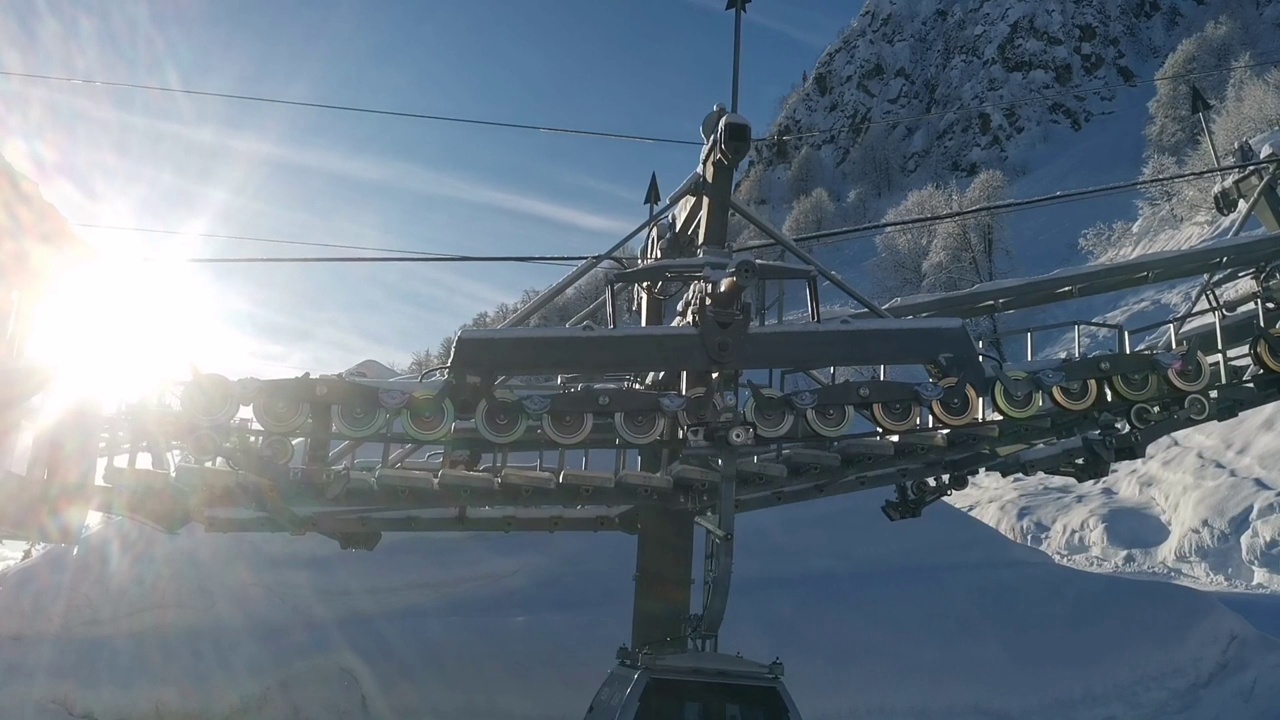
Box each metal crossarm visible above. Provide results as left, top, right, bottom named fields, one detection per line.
left=830, top=231, right=1280, bottom=320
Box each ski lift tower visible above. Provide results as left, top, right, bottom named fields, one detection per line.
left=15, top=7, right=1280, bottom=720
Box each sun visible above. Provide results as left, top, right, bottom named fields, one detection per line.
left=23, top=252, right=235, bottom=411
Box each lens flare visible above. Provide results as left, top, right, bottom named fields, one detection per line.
left=23, top=253, right=235, bottom=414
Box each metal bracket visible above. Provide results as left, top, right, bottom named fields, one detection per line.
left=698, top=306, right=749, bottom=365
left=693, top=443, right=737, bottom=651
left=990, top=365, right=1037, bottom=396
left=694, top=513, right=732, bottom=542
left=880, top=475, right=965, bottom=521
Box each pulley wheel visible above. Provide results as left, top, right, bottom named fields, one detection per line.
left=1184, top=393, right=1210, bottom=421
left=805, top=404, right=854, bottom=438
left=677, top=387, right=713, bottom=427
left=259, top=435, right=295, bottom=465
left=334, top=405, right=388, bottom=439
left=541, top=411, right=594, bottom=445
left=1050, top=378, right=1098, bottom=412
left=186, top=429, right=222, bottom=463
left=1129, top=402, right=1157, bottom=429
left=909, top=478, right=931, bottom=499
left=400, top=394, right=454, bottom=442
left=992, top=371, right=1041, bottom=419
left=1165, top=351, right=1211, bottom=393
left=930, top=377, right=979, bottom=427
left=474, top=396, right=528, bottom=444
left=743, top=389, right=795, bottom=439
left=872, top=400, right=920, bottom=433
left=614, top=410, right=665, bottom=445
left=180, top=373, right=237, bottom=426
left=1252, top=330, right=1280, bottom=373
left=253, top=396, right=310, bottom=434
left=1109, top=371, right=1158, bottom=402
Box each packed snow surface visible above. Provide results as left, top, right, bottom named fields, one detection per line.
left=0, top=493, right=1279, bottom=719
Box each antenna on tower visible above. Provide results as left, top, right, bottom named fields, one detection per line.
left=726, top=0, right=751, bottom=113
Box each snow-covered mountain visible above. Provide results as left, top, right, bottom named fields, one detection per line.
left=738, top=0, right=1280, bottom=226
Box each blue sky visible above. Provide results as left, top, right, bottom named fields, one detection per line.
left=0, top=0, right=860, bottom=377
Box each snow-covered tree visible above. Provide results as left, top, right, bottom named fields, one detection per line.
left=1079, top=219, right=1136, bottom=262
left=872, top=185, right=949, bottom=300
left=403, top=349, right=438, bottom=377
left=1211, top=63, right=1280, bottom=159
left=1144, top=16, right=1242, bottom=160
left=783, top=188, right=838, bottom=237
left=1133, top=51, right=1280, bottom=229
left=945, top=170, right=1013, bottom=356
left=734, top=165, right=773, bottom=208
left=787, top=146, right=827, bottom=199
left=923, top=169, right=1009, bottom=294
left=847, top=134, right=899, bottom=200
left=840, top=187, right=870, bottom=228
left=733, top=222, right=771, bottom=256
left=1137, top=152, right=1190, bottom=222
left=872, top=170, right=1012, bottom=353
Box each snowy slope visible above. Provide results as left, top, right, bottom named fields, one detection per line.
left=1, top=492, right=1279, bottom=720
left=809, top=86, right=1156, bottom=298
left=947, top=211, right=1280, bottom=593
left=726, top=0, right=1280, bottom=596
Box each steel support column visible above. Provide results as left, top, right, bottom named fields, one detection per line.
left=630, top=505, right=695, bottom=653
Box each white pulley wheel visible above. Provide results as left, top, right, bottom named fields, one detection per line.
left=334, top=405, right=388, bottom=438
left=614, top=411, right=665, bottom=445
left=1252, top=330, right=1280, bottom=373
left=1165, top=351, right=1211, bottom=393
left=541, top=411, right=594, bottom=445
left=1129, top=402, right=1157, bottom=429
left=1184, top=394, right=1210, bottom=421
left=474, top=395, right=528, bottom=444
left=930, top=377, right=979, bottom=427
left=1109, top=372, right=1158, bottom=402
left=400, top=394, right=454, bottom=442
left=677, top=387, right=712, bottom=427
left=872, top=400, right=920, bottom=433
left=743, top=389, right=795, bottom=439
left=804, top=404, right=854, bottom=438
left=181, top=374, right=237, bottom=426
left=253, top=396, right=310, bottom=434
left=1050, top=379, right=1099, bottom=412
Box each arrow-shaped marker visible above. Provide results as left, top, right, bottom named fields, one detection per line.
left=1190, top=83, right=1222, bottom=171
left=643, top=171, right=662, bottom=212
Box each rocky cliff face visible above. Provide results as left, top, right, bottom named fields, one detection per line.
left=740, top=0, right=1280, bottom=214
